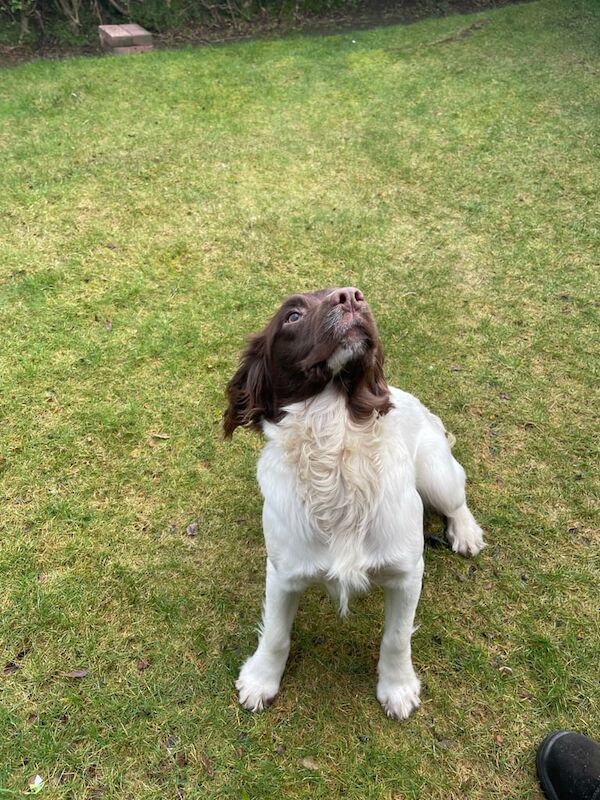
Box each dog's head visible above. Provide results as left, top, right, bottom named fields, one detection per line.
left=223, top=287, right=391, bottom=436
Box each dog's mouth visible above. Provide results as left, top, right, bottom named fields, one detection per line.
left=329, top=305, right=373, bottom=344
left=340, top=318, right=368, bottom=341
left=324, top=309, right=375, bottom=373
left=297, top=303, right=375, bottom=375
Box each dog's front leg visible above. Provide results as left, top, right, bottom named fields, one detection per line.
left=376, top=560, right=424, bottom=720
left=236, top=558, right=301, bottom=711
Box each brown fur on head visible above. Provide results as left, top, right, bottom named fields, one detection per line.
left=223, top=287, right=391, bottom=437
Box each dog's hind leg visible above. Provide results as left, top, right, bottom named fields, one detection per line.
left=415, top=430, right=485, bottom=557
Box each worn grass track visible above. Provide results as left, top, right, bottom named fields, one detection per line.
left=1, top=1, right=599, bottom=797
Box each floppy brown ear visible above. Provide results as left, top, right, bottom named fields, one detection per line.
left=223, top=333, right=272, bottom=438
left=370, top=341, right=390, bottom=400
left=344, top=338, right=392, bottom=422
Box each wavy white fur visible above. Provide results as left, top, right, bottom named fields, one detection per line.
left=237, top=384, right=485, bottom=719
left=271, top=387, right=385, bottom=613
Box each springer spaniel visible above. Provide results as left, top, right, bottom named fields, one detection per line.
left=224, top=287, right=484, bottom=719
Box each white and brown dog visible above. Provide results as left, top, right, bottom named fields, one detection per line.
left=224, top=287, right=484, bottom=719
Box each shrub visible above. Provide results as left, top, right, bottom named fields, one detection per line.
left=0, top=0, right=360, bottom=41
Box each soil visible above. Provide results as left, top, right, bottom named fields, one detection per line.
left=0, top=0, right=522, bottom=67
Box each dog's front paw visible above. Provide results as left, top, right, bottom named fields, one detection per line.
left=376, top=674, right=421, bottom=720
left=446, top=506, right=485, bottom=557
left=236, top=657, right=280, bottom=712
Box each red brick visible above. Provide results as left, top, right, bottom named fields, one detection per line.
left=98, top=24, right=133, bottom=47
left=120, top=23, right=153, bottom=45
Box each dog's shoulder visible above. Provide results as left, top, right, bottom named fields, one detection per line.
left=384, top=384, right=452, bottom=452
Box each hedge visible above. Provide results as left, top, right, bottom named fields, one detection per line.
left=1, top=0, right=359, bottom=39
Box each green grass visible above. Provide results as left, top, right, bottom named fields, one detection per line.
left=1, top=1, right=599, bottom=797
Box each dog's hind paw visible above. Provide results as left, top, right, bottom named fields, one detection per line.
left=446, top=505, right=485, bottom=557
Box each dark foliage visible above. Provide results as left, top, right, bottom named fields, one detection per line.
left=0, top=0, right=359, bottom=39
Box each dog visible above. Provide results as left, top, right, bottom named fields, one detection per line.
left=224, top=287, right=484, bottom=719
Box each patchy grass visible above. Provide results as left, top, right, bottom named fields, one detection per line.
left=0, top=1, right=599, bottom=798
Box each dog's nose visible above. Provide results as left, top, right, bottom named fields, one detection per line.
left=330, top=287, right=365, bottom=312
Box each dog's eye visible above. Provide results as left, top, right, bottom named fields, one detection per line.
left=285, top=311, right=302, bottom=323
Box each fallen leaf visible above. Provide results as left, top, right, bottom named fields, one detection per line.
left=150, top=432, right=170, bottom=440
left=137, top=659, right=150, bottom=671
left=301, top=757, right=319, bottom=770
left=175, top=752, right=188, bottom=767
left=64, top=669, right=88, bottom=679
left=186, top=522, right=198, bottom=537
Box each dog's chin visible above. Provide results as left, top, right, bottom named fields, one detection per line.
left=327, top=338, right=369, bottom=374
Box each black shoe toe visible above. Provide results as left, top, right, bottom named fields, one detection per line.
left=537, top=731, right=600, bottom=800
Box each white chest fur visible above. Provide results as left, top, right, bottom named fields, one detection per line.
left=278, top=387, right=384, bottom=544
left=259, top=386, right=421, bottom=613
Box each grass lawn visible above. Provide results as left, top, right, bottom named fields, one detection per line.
left=1, top=1, right=599, bottom=797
